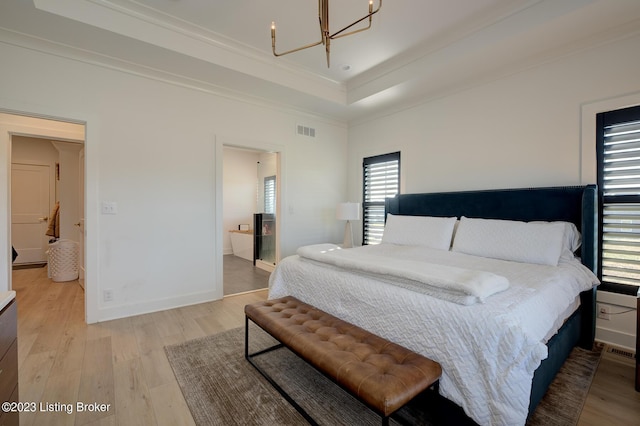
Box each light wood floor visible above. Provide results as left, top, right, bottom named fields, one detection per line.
left=12, top=267, right=640, bottom=425
left=13, top=267, right=266, bottom=426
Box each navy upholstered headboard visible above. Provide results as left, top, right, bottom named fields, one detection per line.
left=384, top=185, right=598, bottom=274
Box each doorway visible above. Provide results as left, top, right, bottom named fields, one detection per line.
left=222, top=145, right=280, bottom=296
left=3, top=113, right=86, bottom=317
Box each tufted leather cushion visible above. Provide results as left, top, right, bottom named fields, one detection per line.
left=245, top=296, right=442, bottom=417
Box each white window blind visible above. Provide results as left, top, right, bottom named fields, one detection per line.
left=602, top=203, right=640, bottom=287
left=363, top=152, right=400, bottom=245
left=264, top=175, right=276, bottom=214
left=599, top=106, right=640, bottom=292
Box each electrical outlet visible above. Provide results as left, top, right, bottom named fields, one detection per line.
left=103, top=289, right=114, bottom=302
left=597, top=303, right=611, bottom=320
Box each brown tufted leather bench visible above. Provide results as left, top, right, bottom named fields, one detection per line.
left=244, top=296, right=442, bottom=425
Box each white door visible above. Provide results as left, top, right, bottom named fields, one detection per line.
left=11, top=163, right=51, bottom=264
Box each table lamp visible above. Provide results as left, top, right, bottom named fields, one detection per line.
left=336, top=202, right=360, bottom=248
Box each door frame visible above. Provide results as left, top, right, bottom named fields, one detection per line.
left=1, top=108, right=97, bottom=324
left=215, top=136, right=285, bottom=298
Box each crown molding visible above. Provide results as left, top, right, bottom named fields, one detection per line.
left=347, top=0, right=639, bottom=105
left=32, top=0, right=347, bottom=105
left=348, top=19, right=640, bottom=127
left=0, top=28, right=348, bottom=128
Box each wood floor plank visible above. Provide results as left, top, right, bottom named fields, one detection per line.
left=81, top=417, right=116, bottom=426
left=17, top=350, right=57, bottom=426
left=578, top=353, right=640, bottom=425
left=50, top=327, right=87, bottom=375
left=140, top=348, right=177, bottom=389
left=171, top=308, right=207, bottom=341
left=133, top=321, right=166, bottom=357
left=105, top=318, right=141, bottom=365
left=17, top=332, right=38, bottom=366
left=149, top=382, right=195, bottom=426
left=75, top=336, right=115, bottom=425
left=113, top=357, right=157, bottom=426
left=32, top=369, right=82, bottom=426
left=27, top=305, right=71, bottom=355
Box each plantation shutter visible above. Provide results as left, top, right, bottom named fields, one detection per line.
left=598, top=105, right=640, bottom=293
left=264, top=175, right=276, bottom=214
left=362, top=152, right=400, bottom=245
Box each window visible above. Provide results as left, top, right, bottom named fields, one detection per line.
left=597, top=104, right=640, bottom=294
left=362, top=152, right=400, bottom=245
left=264, top=175, right=276, bottom=214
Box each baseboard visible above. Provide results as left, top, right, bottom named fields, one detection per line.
left=95, top=289, right=222, bottom=322
left=595, top=327, right=636, bottom=353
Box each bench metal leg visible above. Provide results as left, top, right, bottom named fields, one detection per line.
left=245, top=316, right=319, bottom=426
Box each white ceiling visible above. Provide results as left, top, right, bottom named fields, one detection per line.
left=2, top=0, right=640, bottom=122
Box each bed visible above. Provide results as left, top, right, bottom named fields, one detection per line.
left=269, top=185, right=599, bottom=425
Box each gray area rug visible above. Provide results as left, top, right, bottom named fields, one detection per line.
left=527, top=342, right=603, bottom=426
left=165, top=324, right=602, bottom=426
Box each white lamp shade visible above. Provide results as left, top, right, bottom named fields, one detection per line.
left=336, top=202, right=360, bottom=221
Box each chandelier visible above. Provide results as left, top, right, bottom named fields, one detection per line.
left=270, top=0, right=382, bottom=68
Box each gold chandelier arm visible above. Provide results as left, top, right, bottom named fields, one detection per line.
left=272, top=40, right=322, bottom=56
left=272, top=38, right=324, bottom=57
left=272, top=21, right=324, bottom=57
left=330, top=0, right=381, bottom=40
left=330, top=21, right=371, bottom=40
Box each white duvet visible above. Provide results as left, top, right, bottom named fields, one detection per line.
left=297, top=243, right=510, bottom=305
left=268, top=243, right=599, bottom=426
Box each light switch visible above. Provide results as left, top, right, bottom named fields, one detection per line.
left=101, top=201, right=118, bottom=215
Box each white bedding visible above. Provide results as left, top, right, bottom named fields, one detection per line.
left=297, top=243, right=510, bottom=305
left=268, top=243, right=599, bottom=426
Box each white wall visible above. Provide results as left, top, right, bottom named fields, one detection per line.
left=347, top=34, right=640, bottom=349
left=12, top=136, right=58, bottom=167
left=11, top=137, right=58, bottom=208
left=222, top=147, right=259, bottom=255
left=0, top=40, right=348, bottom=322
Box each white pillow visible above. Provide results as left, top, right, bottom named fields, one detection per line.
left=382, top=214, right=457, bottom=250
left=532, top=221, right=582, bottom=260
left=451, top=217, right=566, bottom=266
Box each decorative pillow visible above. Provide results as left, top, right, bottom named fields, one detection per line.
left=382, top=214, right=457, bottom=250
left=561, top=222, right=582, bottom=260
left=451, top=216, right=566, bottom=266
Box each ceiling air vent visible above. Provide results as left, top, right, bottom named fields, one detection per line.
left=297, top=124, right=316, bottom=138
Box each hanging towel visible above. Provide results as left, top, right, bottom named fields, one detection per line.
left=46, top=201, right=60, bottom=238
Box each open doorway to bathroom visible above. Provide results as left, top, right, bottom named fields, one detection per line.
left=222, top=146, right=278, bottom=296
